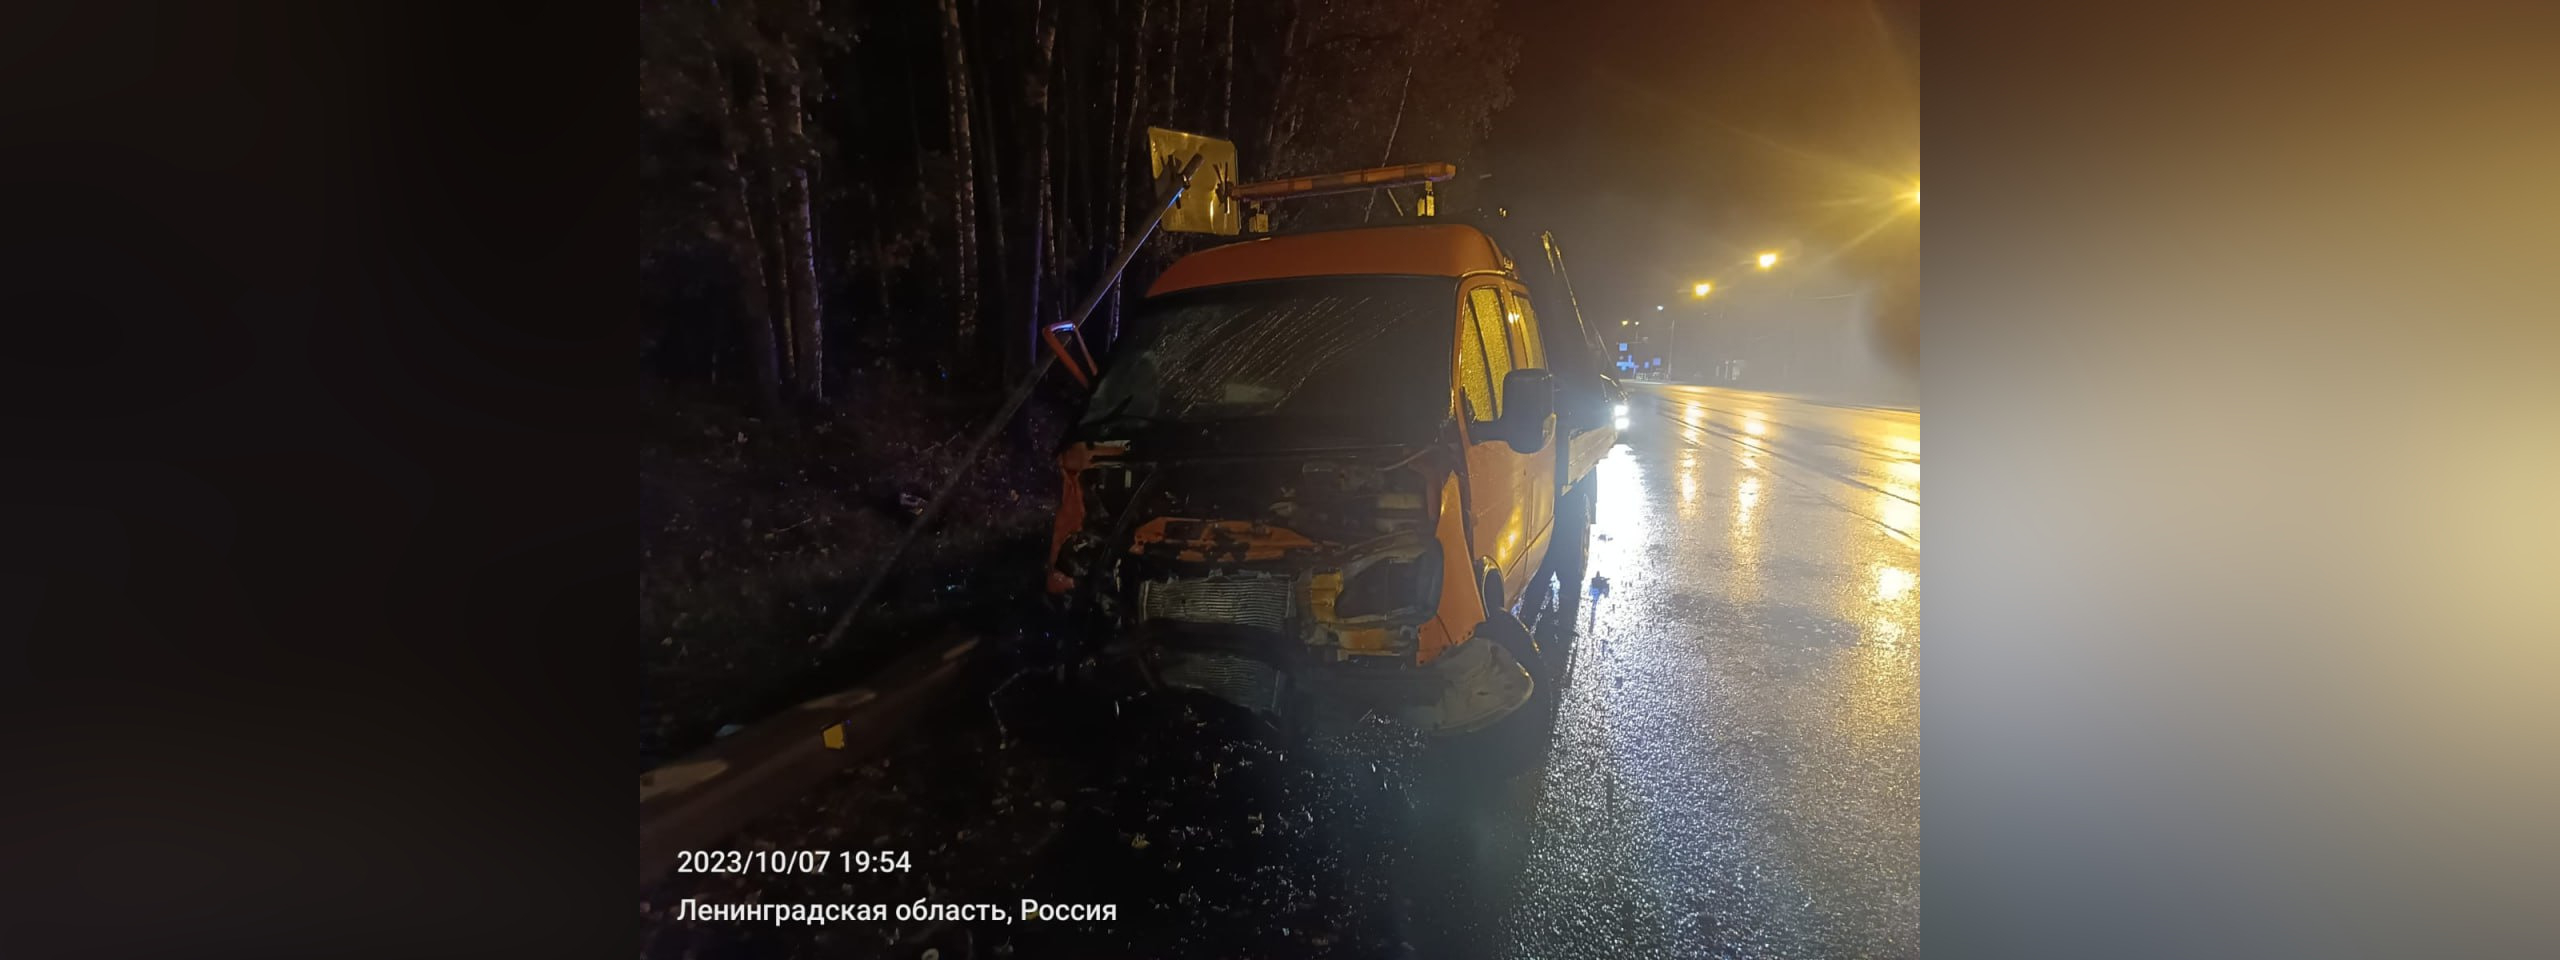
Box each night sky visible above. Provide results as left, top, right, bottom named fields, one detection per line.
left=1488, top=0, right=1919, bottom=325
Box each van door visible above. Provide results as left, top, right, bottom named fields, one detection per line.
left=1511, top=287, right=1611, bottom=492
left=1454, top=277, right=1557, bottom=610
left=1497, top=285, right=1560, bottom=556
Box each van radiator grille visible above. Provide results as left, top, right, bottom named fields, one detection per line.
left=1139, top=576, right=1291, bottom=631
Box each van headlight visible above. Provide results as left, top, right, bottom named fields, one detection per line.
left=1332, top=542, right=1442, bottom=621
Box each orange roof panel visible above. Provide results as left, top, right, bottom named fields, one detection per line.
left=1146, top=224, right=1510, bottom=297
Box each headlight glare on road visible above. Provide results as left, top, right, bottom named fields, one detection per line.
left=1615, top=416, right=1631, bottom=430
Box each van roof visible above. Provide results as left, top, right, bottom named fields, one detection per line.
left=1146, top=223, right=1512, bottom=298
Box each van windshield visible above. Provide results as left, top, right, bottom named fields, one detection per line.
left=1080, top=276, right=1456, bottom=444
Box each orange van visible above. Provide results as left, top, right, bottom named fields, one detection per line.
left=1045, top=221, right=1618, bottom=735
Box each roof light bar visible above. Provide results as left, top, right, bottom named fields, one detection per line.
left=1232, top=162, right=1458, bottom=203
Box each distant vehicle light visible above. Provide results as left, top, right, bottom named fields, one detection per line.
left=1615, top=416, right=1632, bottom=431
left=1612, top=403, right=1629, bottom=417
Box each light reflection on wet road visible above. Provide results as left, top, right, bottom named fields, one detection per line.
left=1468, top=384, right=1919, bottom=959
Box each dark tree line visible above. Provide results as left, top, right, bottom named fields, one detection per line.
left=642, top=0, right=1518, bottom=418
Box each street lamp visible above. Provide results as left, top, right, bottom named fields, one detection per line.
left=1756, top=251, right=1779, bottom=270
left=1693, top=281, right=1713, bottom=298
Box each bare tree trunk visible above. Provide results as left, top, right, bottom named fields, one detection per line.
left=974, top=51, right=1010, bottom=385
left=1263, top=5, right=1304, bottom=167
left=1221, top=0, right=1235, bottom=132
left=773, top=41, right=825, bottom=403
left=1095, top=0, right=1120, bottom=257
left=1013, top=0, right=1057, bottom=383
left=938, top=0, right=981, bottom=352
left=1123, top=0, right=1149, bottom=158
left=1111, top=0, right=1149, bottom=344
left=708, top=54, right=783, bottom=415
left=1059, top=8, right=1086, bottom=286
left=744, top=56, right=799, bottom=391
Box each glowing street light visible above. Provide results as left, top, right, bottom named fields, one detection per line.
left=1655, top=304, right=1665, bottom=311
left=1692, top=281, right=1713, bottom=298
left=1756, top=251, right=1779, bottom=270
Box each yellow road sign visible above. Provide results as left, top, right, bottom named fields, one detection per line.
left=1146, top=126, right=1240, bottom=235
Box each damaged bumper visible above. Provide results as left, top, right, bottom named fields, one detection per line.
left=1053, top=446, right=1530, bottom=735
left=1122, top=530, right=1528, bottom=736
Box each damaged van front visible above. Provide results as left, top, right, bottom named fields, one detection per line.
left=1045, top=271, right=1538, bottom=735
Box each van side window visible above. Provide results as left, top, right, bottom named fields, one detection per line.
left=1456, top=294, right=1495, bottom=421
left=1506, top=292, right=1546, bottom=369
left=1467, top=287, right=1514, bottom=413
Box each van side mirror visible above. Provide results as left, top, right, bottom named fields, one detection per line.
left=1493, top=369, right=1554, bottom=453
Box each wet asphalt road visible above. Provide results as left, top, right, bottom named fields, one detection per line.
left=1449, top=383, right=1922, bottom=958
left=641, top=384, right=1919, bottom=960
